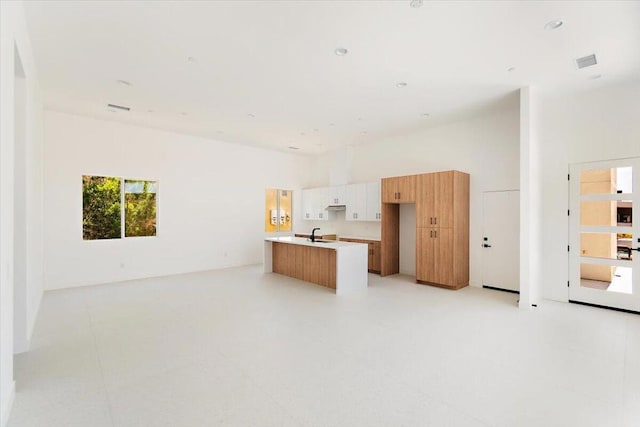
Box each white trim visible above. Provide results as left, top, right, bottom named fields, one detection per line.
left=578, top=257, right=632, bottom=267
left=578, top=193, right=632, bottom=202
left=579, top=226, right=634, bottom=234
left=0, top=380, right=15, bottom=427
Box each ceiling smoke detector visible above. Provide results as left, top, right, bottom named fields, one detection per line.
left=576, top=54, right=597, bottom=69
left=396, top=82, right=408, bottom=88
left=334, top=47, right=348, bottom=56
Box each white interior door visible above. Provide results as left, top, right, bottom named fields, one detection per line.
left=569, top=158, right=640, bottom=313
left=482, top=190, right=520, bottom=292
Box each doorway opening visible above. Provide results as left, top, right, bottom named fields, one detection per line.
left=569, top=159, right=639, bottom=313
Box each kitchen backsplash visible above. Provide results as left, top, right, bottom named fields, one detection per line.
left=294, top=211, right=381, bottom=239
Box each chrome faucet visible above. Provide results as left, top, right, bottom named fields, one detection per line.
left=311, top=228, right=320, bottom=243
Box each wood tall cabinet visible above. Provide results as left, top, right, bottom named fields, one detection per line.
left=382, top=175, right=416, bottom=203
left=381, top=170, right=469, bottom=290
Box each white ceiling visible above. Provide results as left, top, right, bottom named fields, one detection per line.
left=23, top=0, right=640, bottom=154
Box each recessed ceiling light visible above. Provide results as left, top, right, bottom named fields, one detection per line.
left=410, top=0, right=423, bottom=8
left=181, top=112, right=188, bottom=116
left=507, top=67, right=516, bottom=72
left=216, top=130, right=224, bottom=134
left=248, top=113, right=255, bottom=118
left=288, top=146, right=300, bottom=150
left=116, top=79, right=132, bottom=86
left=422, top=113, right=430, bottom=117
left=544, top=20, right=563, bottom=30
left=147, top=109, right=154, bottom=113
left=589, top=74, right=602, bottom=80
left=361, top=131, right=368, bottom=134
left=396, top=82, right=408, bottom=88
left=329, top=123, right=335, bottom=126
left=187, top=56, right=197, bottom=63
left=334, top=47, right=348, bottom=56
left=300, top=132, right=306, bottom=136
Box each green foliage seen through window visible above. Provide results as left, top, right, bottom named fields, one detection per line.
left=82, top=175, right=122, bottom=240
left=82, top=176, right=157, bottom=240
left=125, top=180, right=157, bottom=237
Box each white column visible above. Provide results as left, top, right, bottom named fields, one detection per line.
left=519, top=87, right=542, bottom=309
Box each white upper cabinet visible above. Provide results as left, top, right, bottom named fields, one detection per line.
left=302, top=187, right=329, bottom=221
left=365, top=181, right=381, bottom=221
left=328, top=185, right=346, bottom=205
left=302, top=182, right=380, bottom=221
left=346, top=184, right=367, bottom=221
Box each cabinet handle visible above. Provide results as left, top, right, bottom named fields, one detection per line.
left=430, top=230, right=433, bottom=238
left=397, top=192, right=401, bottom=200
left=430, top=217, right=433, bottom=224
left=434, top=217, right=437, bottom=225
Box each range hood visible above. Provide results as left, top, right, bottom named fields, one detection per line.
left=325, top=205, right=346, bottom=211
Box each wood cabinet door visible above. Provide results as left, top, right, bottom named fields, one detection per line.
left=416, top=173, right=435, bottom=227
left=381, top=177, right=397, bottom=203
left=416, top=228, right=435, bottom=282
left=371, top=242, right=381, bottom=272
left=435, top=171, right=454, bottom=228
left=397, top=175, right=416, bottom=203
left=303, top=246, right=329, bottom=286
left=434, top=228, right=454, bottom=286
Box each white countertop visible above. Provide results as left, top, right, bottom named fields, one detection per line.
left=338, top=236, right=381, bottom=242
left=265, top=236, right=367, bottom=249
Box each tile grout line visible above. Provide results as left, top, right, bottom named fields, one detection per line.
left=82, top=292, right=117, bottom=427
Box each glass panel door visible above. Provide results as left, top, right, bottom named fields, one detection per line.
left=569, top=158, right=640, bottom=312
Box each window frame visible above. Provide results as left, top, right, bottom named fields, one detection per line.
left=82, top=174, right=159, bottom=241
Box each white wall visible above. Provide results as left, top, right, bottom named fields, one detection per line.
left=43, top=111, right=313, bottom=290
left=1, top=1, right=44, bottom=425
left=538, top=79, right=640, bottom=302
left=399, top=204, right=416, bottom=276
left=301, top=94, right=520, bottom=286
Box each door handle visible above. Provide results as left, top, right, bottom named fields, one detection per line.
left=483, top=244, right=492, bottom=248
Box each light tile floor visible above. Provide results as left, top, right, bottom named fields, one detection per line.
left=8, top=265, right=640, bottom=427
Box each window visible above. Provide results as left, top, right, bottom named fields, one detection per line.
left=265, top=189, right=292, bottom=232
left=82, top=175, right=157, bottom=240
left=82, top=175, right=122, bottom=240
left=125, top=180, right=157, bottom=237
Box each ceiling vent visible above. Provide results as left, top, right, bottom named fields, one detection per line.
left=107, top=103, right=130, bottom=111
left=576, top=54, right=597, bottom=69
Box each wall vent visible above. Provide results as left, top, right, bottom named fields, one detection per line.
left=107, top=103, right=130, bottom=111
left=576, top=54, right=597, bottom=69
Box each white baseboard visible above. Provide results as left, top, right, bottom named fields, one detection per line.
left=0, top=380, right=16, bottom=427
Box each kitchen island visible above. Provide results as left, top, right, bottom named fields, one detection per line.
left=264, top=236, right=368, bottom=294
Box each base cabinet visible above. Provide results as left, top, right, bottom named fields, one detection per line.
left=272, top=242, right=336, bottom=288
left=338, top=238, right=381, bottom=274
